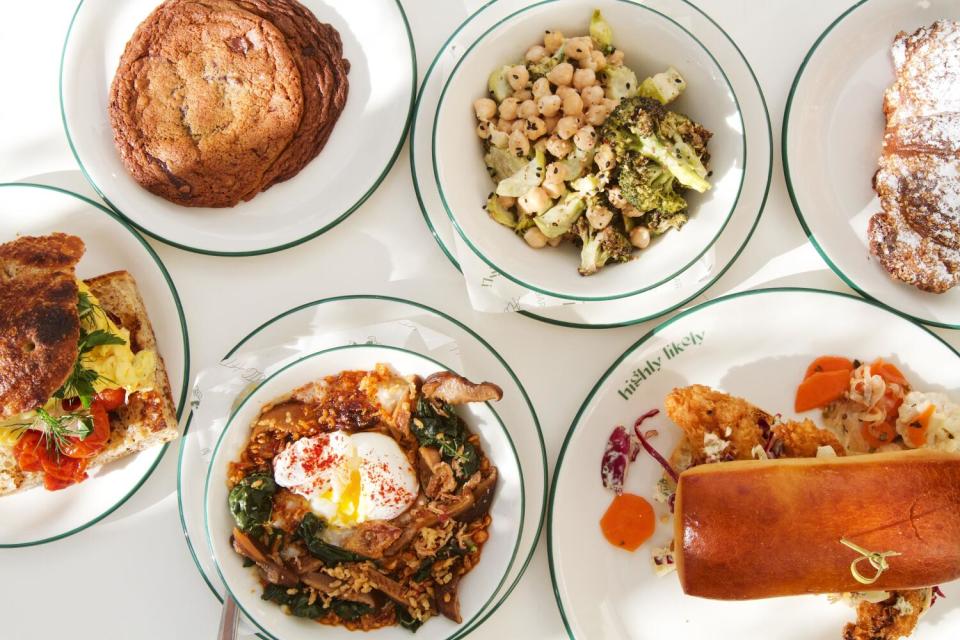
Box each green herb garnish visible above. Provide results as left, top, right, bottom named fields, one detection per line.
left=228, top=473, right=277, bottom=533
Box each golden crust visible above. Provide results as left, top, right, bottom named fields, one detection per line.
left=842, top=589, right=929, bottom=640
left=773, top=419, right=846, bottom=458
left=0, top=233, right=84, bottom=418
left=664, top=384, right=770, bottom=464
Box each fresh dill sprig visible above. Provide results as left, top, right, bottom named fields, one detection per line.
left=35, top=407, right=93, bottom=455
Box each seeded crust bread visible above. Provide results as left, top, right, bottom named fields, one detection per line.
left=868, top=20, right=960, bottom=293
left=0, top=233, right=84, bottom=419
left=0, top=271, right=179, bottom=495
left=108, top=0, right=305, bottom=207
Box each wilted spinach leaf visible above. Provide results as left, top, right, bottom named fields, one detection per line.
left=411, top=397, right=480, bottom=480
left=331, top=599, right=372, bottom=621
left=298, top=513, right=369, bottom=565
left=261, top=584, right=325, bottom=618
left=228, top=473, right=276, bottom=532
left=396, top=604, right=423, bottom=633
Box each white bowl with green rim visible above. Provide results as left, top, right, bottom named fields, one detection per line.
left=783, top=0, right=960, bottom=329
left=204, top=343, right=523, bottom=640
left=0, top=182, right=189, bottom=547
left=548, top=287, right=960, bottom=639
left=60, top=0, right=415, bottom=256
left=433, top=0, right=745, bottom=302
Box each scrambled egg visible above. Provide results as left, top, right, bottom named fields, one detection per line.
left=0, top=281, right=156, bottom=447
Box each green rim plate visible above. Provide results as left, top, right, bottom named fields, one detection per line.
left=0, top=182, right=190, bottom=548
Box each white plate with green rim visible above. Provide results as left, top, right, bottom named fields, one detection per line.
left=178, top=295, right=546, bottom=639
left=0, top=182, right=189, bottom=547
left=204, top=344, right=523, bottom=640
left=548, top=287, right=960, bottom=639
left=433, top=0, right=745, bottom=302
left=411, top=0, right=771, bottom=327
left=783, top=0, right=960, bottom=329
left=60, top=0, right=415, bottom=256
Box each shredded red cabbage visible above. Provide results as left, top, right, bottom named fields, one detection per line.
left=633, top=410, right=679, bottom=483
left=601, top=425, right=635, bottom=495
left=932, top=586, right=946, bottom=606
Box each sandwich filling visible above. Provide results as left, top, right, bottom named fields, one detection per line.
left=0, top=280, right=157, bottom=490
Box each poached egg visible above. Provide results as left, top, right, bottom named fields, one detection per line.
left=273, top=430, right=419, bottom=527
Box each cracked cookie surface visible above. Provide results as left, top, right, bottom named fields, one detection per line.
left=108, top=0, right=304, bottom=208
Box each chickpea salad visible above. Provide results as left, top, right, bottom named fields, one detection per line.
left=473, top=10, right=713, bottom=276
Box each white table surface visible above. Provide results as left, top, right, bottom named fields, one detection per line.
left=1, top=1, right=956, bottom=638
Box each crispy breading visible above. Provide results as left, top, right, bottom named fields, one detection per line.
left=773, top=419, right=846, bottom=458
left=664, top=384, right=771, bottom=465
left=842, top=589, right=930, bottom=640
left=0, top=233, right=84, bottom=418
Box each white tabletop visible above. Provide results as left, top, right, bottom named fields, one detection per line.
left=1, top=1, right=957, bottom=638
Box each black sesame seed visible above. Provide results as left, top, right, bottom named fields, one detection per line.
left=675, top=78, right=682, bottom=83
left=626, top=83, right=631, bottom=89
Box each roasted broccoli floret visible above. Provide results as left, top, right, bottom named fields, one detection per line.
left=601, top=64, right=639, bottom=101
left=599, top=96, right=711, bottom=193
left=617, top=155, right=688, bottom=215
left=637, top=67, right=686, bottom=105
left=574, top=216, right=633, bottom=276
left=644, top=209, right=689, bottom=236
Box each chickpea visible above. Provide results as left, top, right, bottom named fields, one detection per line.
left=564, top=36, right=593, bottom=61
left=544, top=30, right=564, bottom=54
left=498, top=97, right=518, bottom=120
left=523, top=227, right=549, bottom=249
left=622, top=204, right=644, bottom=218
left=544, top=115, right=560, bottom=134
left=532, top=77, right=551, bottom=99
left=582, top=50, right=607, bottom=72
left=547, top=235, right=564, bottom=247
left=562, top=91, right=584, bottom=117
left=537, top=94, right=561, bottom=118
left=546, top=134, right=573, bottom=158
left=511, top=119, right=525, bottom=134
left=555, top=85, right=577, bottom=100
left=542, top=177, right=567, bottom=199
left=496, top=118, right=513, bottom=133
left=573, top=68, right=596, bottom=90
left=525, top=45, right=547, bottom=63
left=473, top=98, right=497, bottom=121
left=556, top=116, right=580, bottom=140
left=533, top=137, right=549, bottom=154
left=507, top=65, right=530, bottom=92
left=546, top=62, right=574, bottom=86
left=594, top=144, right=616, bottom=172
left=581, top=85, right=604, bottom=107
left=630, top=226, right=652, bottom=249
left=587, top=205, right=613, bottom=230
left=513, top=89, right=533, bottom=102
left=476, top=120, right=492, bottom=139
left=546, top=162, right=568, bottom=182
left=573, top=125, right=597, bottom=151
left=601, top=98, right=619, bottom=112
left=518, top=187, right=551, bottom=215
left=509, top=130, right=530, bottom=157
left=607, top=186, right=627, bottom=209
left=584, top=104, right=608, bottom=126
left=524, top=116, right=547, bottom=140
left=518, top=99, right=538, bottom=119
left=608, top=49, right=625, bottom=65
left=489, top=129, right=509, bottom=148
left=497, top=195, right=516, bottom=209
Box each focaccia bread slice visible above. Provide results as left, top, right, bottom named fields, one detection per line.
left=0, top=270, right=179, bottom=495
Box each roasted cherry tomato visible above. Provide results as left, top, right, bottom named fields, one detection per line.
left=12, top=431, right=44, bottom=473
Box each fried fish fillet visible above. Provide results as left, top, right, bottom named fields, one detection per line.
left=0, top=233, right=85, bottom=419
left=868, top=20, right=960, bottom=293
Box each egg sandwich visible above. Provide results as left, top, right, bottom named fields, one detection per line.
left=0, top=233, right=178, bottom=492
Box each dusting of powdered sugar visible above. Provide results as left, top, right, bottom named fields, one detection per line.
left=869, top=20, right=960, bottom=293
